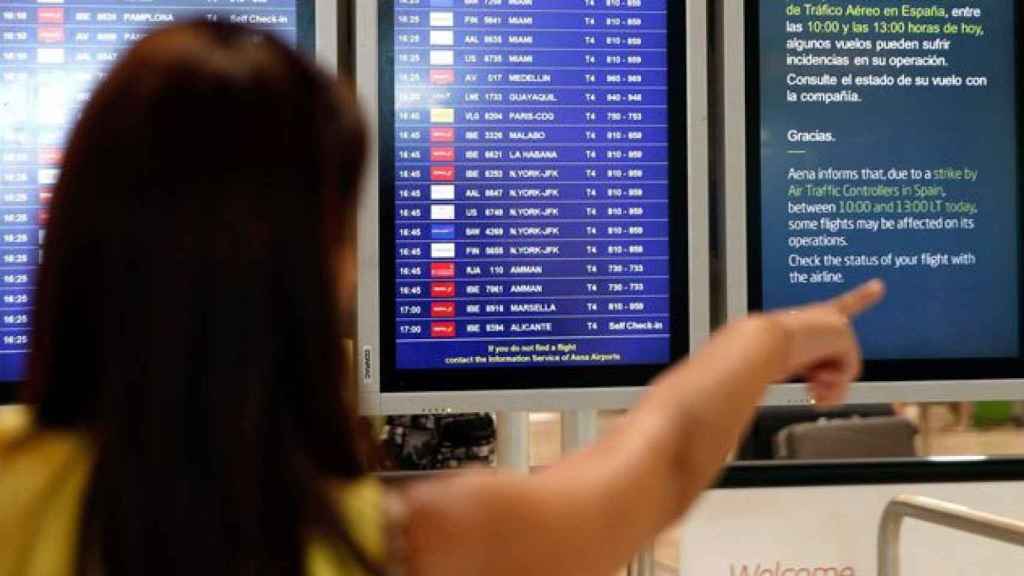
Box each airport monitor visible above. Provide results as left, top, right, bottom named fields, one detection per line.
left=724, top=0, right=1024, bottom=403
left=357, top=1, right=710, bottom=413
left=0, top=0, right=332, bottom=403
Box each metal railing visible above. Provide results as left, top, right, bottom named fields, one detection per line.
left=878, top=495, right=1024, bottom=576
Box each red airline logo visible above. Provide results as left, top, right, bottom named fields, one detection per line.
left=430, top=147, right=456, bottom=162
left=431, top=302, right=456, bottom=318
left=39, top=189, right=53, bottom=205
left=430, top=69, right=456, bottom=85
left=38, top=148, right=62, bottom=165
left=37, top=8, right=64, bottom=24
left=430, top=127, right=455, bottom=142
left=431, top=262, right=456, bottom=278
left=430, top=166, right=455, bottom=181
left=431, top=282, right=456, bottom=298
left=430, top=322, right=456, bottom=338
left=37, top=27, right=65, bottom=44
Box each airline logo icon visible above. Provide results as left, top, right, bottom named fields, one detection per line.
left=431, top=302, right=456, bottom=318
left=429, top=50, right=454, bottom=66
left=429, top=91, right=453, bottom=105
left=430, top=205, right=455, bottom=221
left=430, top=0, right=454, bottom=7
left=37, top=27, right=65, bottom=44
left=431, top=185, right=456, bottom=200
left=430, top=30, right=455, bottom=46
left=430, top=165, right=455, bottom=181
left=430, top=127, right=455, bottom=142
left=431, top=147, right=456, bottom=162
left=430, top=322, right=456, bottom=338
left=39, top=188, right=54, bottom=205
left=431, top=243, right=456, bottom=259
left=430, top=108, right=455, bottom=123
left=430, top=262, right=456, bottom=278
left=431, top=224, right=456, bottom=240
left=37, top=169, right=59, bottom=185
left=429, top=69, right=456, bottom=85
left=37, top=7, right=64, bottom=24
left=36, top=48, right=65, bottom=64
left=430, top=12, right=455, bottom=27
left=37, top=148, right=62, bottom=165
left=431, top=282, right=456, bottom=298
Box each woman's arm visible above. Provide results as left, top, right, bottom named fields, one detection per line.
left=401, top=281, right=884, bottom=576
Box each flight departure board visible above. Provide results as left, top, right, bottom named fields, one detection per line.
left=0, top=1, right=310, bottom=385
left=380, top=0, right=687, bottom=393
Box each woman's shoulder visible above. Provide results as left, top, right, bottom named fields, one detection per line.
left=0, top=405, right=32, bottom=447
left=0, top=406, right=91, bottom=466
left=0, top=407, right=93, bottom=576
left=308, top=477, right=407, bottom=576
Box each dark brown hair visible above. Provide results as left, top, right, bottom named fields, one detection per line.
left=24, top=22, right=376, bottom=575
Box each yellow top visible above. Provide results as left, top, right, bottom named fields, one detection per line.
left=0, top=406, right=387, bottom=576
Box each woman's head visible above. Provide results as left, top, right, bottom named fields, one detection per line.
left=26, top=22, right=373, bottom=574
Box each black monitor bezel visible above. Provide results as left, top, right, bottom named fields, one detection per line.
left=720, top=458, right=1024, bottom=488
left=378, top=1, right=690, bottom=394
left=744, top=0, right=1024, bottom=382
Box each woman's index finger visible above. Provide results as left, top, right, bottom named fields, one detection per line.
left=831, top=279, right=886, bottom=317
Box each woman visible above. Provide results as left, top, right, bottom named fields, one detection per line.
left=0, top=22, right=884, bottom=576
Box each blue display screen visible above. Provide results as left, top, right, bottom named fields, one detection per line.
left=391, top=0, right=673, bottom=372
left=757, top=1, right=1021, bottom=362
left=0, top=0, right=302, bottom=383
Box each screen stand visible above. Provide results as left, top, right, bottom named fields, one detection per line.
left=561, top=411, right=655, bottom=575
left=627, top=549, right=656, bottom=576
left=499, top=411, right=655, bottom=570
left=495, top=412, right=530, bottom=472
left=561, top=410, right=599, bottom=455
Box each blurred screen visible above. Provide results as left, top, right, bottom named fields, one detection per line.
left=0, top=0, right=304, bottom=382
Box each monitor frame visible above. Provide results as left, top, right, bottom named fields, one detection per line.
left=312, top=0, right=337, bottom=71
left=721, top=0, right=1024, bottom=405
left=356, top=1, right=711, bottom=414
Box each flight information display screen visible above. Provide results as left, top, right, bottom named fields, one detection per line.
left=750, top=0, right=1024, bottom=380
left=381, top=0, right=687, bottom=392
left=0, top=0, right=310, bottom=385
